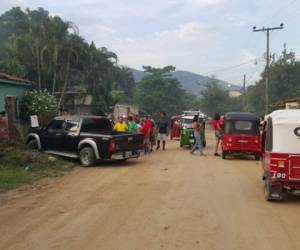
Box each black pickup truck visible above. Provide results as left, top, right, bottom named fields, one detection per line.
left=25, top=116, right=144, bottom=166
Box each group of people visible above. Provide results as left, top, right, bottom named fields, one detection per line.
left=189, top=112, right=224, bottom=157
left=113, top=112, right=170, bottom=153
left=112, top=111, right=225, bottom=157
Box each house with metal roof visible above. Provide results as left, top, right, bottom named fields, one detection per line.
left=270, top=98, right=299, bottom=110
left=0, top=73, right=34, bottom=113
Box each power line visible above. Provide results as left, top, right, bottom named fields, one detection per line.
left=253, top=24, right=284, bottom=114
left=246, top=66, right=263, bottom=84
left=239, top=0, right=297, bottom=65
left=202, top=59, right=259, bottom=75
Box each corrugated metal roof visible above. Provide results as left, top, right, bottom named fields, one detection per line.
left=0, top=72, right=34, bottom=84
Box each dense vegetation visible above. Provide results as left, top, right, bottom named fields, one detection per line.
left=246, top=49, right=300, bottom=115
left=0, top=7, right=299, bottom=118
left=135, top=66, right=200, bottom=118
left=0, top=7, right=135, bottom=114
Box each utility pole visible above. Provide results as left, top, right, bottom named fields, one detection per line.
left=243, top=74, right=246, bottom=110
left=243, top=74, right=246, bottom=92
left=253, top=24, right=284, bottom=114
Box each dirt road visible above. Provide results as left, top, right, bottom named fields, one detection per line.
left=1, top=131, right=300, bottom=250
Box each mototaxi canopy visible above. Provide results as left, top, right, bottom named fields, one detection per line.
left=266, top=109, right=300, bottom=154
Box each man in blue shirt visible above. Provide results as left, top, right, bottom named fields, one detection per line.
left=156, top=112, right=170, bottom=150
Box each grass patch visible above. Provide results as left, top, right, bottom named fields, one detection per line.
left=0, top=145, right=78, bottom=192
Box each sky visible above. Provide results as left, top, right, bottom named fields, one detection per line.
left=1, top=0, right=300, bottom=86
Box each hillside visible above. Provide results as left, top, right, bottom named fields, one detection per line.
left=130, top=69, right=241, bottom=95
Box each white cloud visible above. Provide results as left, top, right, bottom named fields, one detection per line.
left=104, top=21, right=218, bottom=71
left=0, top=0, right=25, bottom=13
left=187, top=0, right=225, bottom=6
left=177, top=21, right=207, bottom=40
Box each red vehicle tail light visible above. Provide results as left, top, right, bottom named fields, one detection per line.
left=277, top=160, right=285, bottom=168
left=109, top=140, right=117, bottom=153
left=254, top=139, right=259, bottom=144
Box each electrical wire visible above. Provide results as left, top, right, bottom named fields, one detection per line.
left=202, top=58, right=264, bottom=76
left=202, top=60, right=257, bottom=75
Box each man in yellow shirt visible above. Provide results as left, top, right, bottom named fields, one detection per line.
left=114, top=116, right=128, bottom=132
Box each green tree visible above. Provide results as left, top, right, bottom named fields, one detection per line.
left=245, top=47, right=300, bottom=114
left=200, top=78, right=232, bottom=115
left=135, top=65, right=187, bottom=118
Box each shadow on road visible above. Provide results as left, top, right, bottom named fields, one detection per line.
left=224, top=154, right=258, bottom=161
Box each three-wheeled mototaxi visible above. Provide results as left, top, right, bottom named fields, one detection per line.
left=180, top=115, right=206, bottom=148
left=170, top=115, right=181, bottom=140
left=262, top=109, right=300, bottom=201
left=221, top=112, right=261, bottom=160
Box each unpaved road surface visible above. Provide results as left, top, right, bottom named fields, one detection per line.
left=1, top=131, right=300, bottom=250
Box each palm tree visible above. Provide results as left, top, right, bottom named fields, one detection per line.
left=41, top=16, right=69, bottom=93
left=57, top=34, right=82, bottom=109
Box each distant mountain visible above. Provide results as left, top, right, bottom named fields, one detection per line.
left=130, top=69, right=241, bottom=95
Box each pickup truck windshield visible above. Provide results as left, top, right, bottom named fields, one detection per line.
left=81, top=118, right=112, bottom=133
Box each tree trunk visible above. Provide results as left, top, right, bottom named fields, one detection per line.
left=36, top=46, right=42, bottom=91
left=52, top=45, right=58, bottom=94
left=57, top=54, right=70, bottom=110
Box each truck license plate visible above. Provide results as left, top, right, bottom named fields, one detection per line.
left=125, top=151, right=132, bottom=157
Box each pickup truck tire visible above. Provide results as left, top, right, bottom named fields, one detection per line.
left=27, top=139, right=39, bottom=150
left=79, top=147, right=95, bottom=167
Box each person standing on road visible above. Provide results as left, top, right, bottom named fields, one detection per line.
left=149, top=117, right=156, bottom=152
left=190, top=115, right=204, bottom=156
left=213, top=113, right=222, bottom=156
left=142, top=116, right=152, bottom=154
left=128, top=116, right=138, bottom=133
left=156, top=112, right=169, bottom=151
left=114, top=116, right=128, bottom=132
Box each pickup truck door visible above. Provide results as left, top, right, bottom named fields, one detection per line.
left=61, top=119, right=80, bottom=153
left=40, top=119, right=65, bottom=151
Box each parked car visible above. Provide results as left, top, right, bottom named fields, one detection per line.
left=180, top=115, right=206, bottom=148
left=262, top=110, right=300, bottom=201
left=25, top=116, right=144, bottom=167
left=221, top=112, right=261, bottom=160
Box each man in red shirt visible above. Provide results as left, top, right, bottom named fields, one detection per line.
left=142, top=116, right=152, bottom=154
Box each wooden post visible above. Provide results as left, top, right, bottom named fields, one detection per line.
left=5, top=96, right=22, bottom=144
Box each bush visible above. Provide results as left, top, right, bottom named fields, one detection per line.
left=21, top=90, right=58, bottom=125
